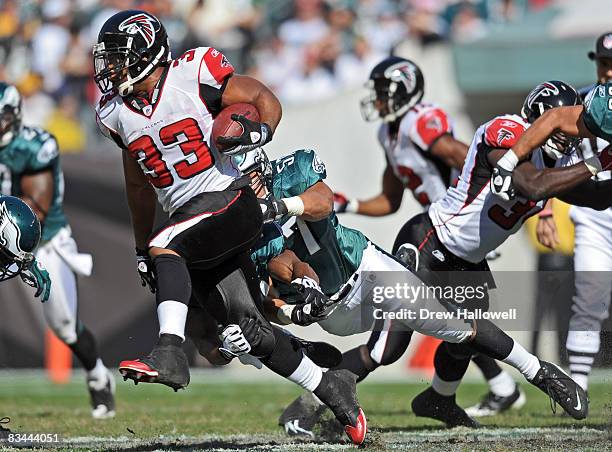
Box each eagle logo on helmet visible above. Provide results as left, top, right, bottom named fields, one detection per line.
left=118, top=13, right=156, bottom=48
left=0, top=201, right=23, bottom=255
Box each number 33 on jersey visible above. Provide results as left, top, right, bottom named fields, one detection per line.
left=95, top=46, right=240, bottom=214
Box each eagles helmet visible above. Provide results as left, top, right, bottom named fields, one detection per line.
left=0, top=195, right=41, bottom=281
left=93, top=10, right=170, bottom=96
left=0, top=82, right=22, bottom=148
left=360, top=56, right=424, bottom=123
left=521, top=80, right=582, bottom=160
left=233, top=148, right=273, bottom=195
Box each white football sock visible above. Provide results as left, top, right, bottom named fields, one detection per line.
left=501, top=341, right=540, bottom=381
left=287, top=354, right=323, bottom=392
left=87, top=359, right=108, bottom=389
left=157, top=300, right=188, bottom=341
left=431, top=372, right=461, bottom=396
left=488, top=370, right=516, bottom=397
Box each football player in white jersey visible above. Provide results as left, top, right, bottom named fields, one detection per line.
left=535, top=35, right=612, bottom=393
left=334, top=56, right=467, bottom=216
left=335, top=56, right=521, bottom=416
left=93, top=10, right=367, bottom=444
left=392, top=80, right=612, bottom=426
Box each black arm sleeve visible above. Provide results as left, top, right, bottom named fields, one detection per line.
left=559, top=178, right=612, bottom=210
left=199, top=75, right=231, bottom=117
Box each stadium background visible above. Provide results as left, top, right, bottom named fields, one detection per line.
left=0, top=0, right=610, bottom=381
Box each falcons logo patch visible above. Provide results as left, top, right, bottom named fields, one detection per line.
left=119, top=14, right=156, bottom=48
left=497, top=128, right=515, bottom=144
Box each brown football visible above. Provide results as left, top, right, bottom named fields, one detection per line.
left=211, top=103, right=261, bottom=151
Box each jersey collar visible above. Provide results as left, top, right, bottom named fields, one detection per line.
left=125, top=65, right=170, bottom=118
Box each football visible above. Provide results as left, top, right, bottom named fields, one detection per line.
left=211, top=103, right=260, bottom=151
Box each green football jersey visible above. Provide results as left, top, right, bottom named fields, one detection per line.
left=0, top=126, right=67, bottom=242
left=252, top=149, right=369, bottom=296
left=583, top=83, right=612, bottom=142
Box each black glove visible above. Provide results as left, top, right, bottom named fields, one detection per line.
left=136, top=248, right=156, bottom=293
left=217, top=114, right=272, bottom=156
left=259, top=196, right=288, bottom=223
left=290, top=277, right=333, bottom=326
left=490, top=164, right=516, bottom=201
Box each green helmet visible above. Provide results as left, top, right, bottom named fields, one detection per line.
left=0, top=195, right=40, bottom=281
left=0, top=82, right=22, bottom=148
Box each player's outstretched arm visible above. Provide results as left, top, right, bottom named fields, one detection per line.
left=122, top=152, right=157, bottom=250
left=267, top=250, right=319, bottom=285
left=558, top=178, right=612, bottom=210
left=339, top=165, right=404, bottom=216
left=500, top=144, right=611, bottom=204
left=511, top=106, right=594, bottom=161
left=491, top=106, right=594, bottom=200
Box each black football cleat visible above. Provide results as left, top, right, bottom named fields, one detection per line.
left=313, top=369, right=367, bottom=445
left=88, top=368, right=116, bottom=419
left=529, top=360, right=588, bottom=420
left=279, top=392, right=327, bottom=438
left=119, top=335, right=190, bottom=391
left=465, top=386, right=526, bottom=417
left=412, top=387, right=480, bottom=428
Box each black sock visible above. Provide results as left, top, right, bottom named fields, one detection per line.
left=68, top=325, right=98, bottom=371
left=154, top=254, right=192, bottom=306
left=260, top=326, right=302, bottom=377
left=469, top=320, right=514, bottom=360
left=333, top=346, right=376, bottom=382
left=472, top=353, right=503, bottom=380
left=434, top=342, right=472, bottom=385
left=158, top=333, right=183, bottom=347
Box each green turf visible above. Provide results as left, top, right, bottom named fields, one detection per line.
left=0, top=372, right=610, bottom=451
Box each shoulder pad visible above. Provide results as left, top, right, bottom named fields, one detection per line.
left=483, top=115, right=528, bottom=149
left=195, top=47, right=235, bottom=88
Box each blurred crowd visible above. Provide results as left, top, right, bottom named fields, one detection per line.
left=0, top=0, right=552, bottom=152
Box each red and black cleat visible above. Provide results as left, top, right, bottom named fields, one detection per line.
left=344, top=407, right=367, bottom=445
left=119, top=336, right=190, bottom=392
left=313, top=369, right=368, bottom=445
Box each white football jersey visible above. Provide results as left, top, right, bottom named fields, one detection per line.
left=570, top=136, right=612, bottom=229
left=429, top=114, right=577, bottom=263
left=96, top=47, right=240, bottom=214
left=378, top=102, right=456, bottom=207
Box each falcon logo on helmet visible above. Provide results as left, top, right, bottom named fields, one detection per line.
left=361, top=56, right=425, bottom=123
left=118, top=13, right=156, bottom=48
left=521, top=80, right=582, bottom=160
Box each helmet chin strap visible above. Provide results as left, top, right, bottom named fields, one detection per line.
left=118, top=45, right=167, bottom=97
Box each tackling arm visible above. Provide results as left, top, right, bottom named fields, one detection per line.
left=297, top=181, right=333, bottom=221
left=20, top=170, right=54, bottom=223
left=508, top=106, right=594, bottom=163
left=351, top=164, right=404, bottom=216
left=122, top=152, right=157, bottom=249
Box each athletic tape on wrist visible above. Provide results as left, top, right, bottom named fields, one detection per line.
left=497, top=149, right=519, bottom=171
left=282, top=196, right=305, bottom=216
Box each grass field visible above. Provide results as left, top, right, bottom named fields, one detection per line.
left=0, top=371, right=610, bottom=451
